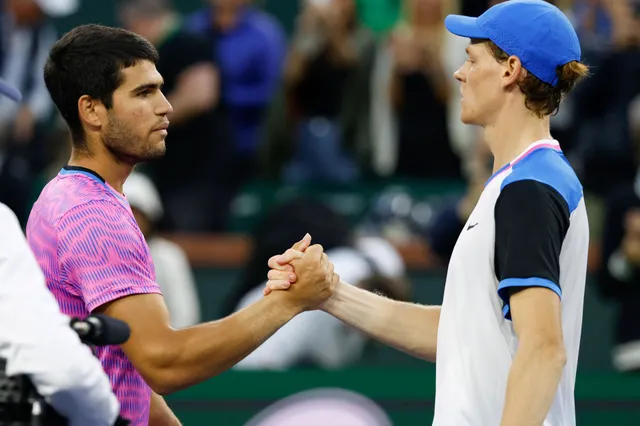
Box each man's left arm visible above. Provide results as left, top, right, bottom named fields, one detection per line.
left=494, top=179, right=571, bottom=426
left=149, top=391, right=181, bottom=426
left=501, top=288, right=566, bottom=426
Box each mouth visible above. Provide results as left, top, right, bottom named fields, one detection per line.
left=153, top=122, right=169, bottom=135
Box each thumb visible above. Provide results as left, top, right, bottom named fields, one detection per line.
left=292, top=233, right=312, bottom=252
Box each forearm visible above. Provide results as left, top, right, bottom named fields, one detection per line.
left=602, top=0, right=632, bottom=21
left=284, top=50, right=310, bottom=90
left=150, top=293, right=299, bottom=394
left=149, top=392, right=181, bottom=426
left=323, top=281, right=440, bottom=361
left=166, top=91, right=214, bottom=126
left=500, top=343, right=567, bottom=426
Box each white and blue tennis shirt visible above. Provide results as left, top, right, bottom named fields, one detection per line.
left=434, top=140, right=588, bottom=426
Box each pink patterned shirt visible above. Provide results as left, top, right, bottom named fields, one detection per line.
left=26, top=167, right=161, bottom=426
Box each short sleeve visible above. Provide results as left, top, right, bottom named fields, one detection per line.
left=494, top=180, right=570, bottom=320
left=57, top=200, right=161, bottom=312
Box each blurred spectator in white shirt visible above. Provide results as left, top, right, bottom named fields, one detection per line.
left=123, top=172, right=201, bottom=329
left=234, top=236, right=410, bottom=370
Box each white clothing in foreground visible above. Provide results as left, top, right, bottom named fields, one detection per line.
left=0, top=203, right=119, bottom=426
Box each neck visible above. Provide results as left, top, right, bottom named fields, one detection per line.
left=484, top=106, right=553, bottom=173
left=67, top=145, right=133, bottom=194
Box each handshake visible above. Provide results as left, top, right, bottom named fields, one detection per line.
left=262, top=233, right=340, bottom=312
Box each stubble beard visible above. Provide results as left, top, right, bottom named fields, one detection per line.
left=102, top=115, right=166, bottom=166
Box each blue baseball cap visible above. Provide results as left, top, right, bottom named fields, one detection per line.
left=444, top=0, right=581, bottom=87
left=0, top=79, right=21, bottom=102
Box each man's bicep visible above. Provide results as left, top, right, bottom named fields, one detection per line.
left=509, top=287, right=563, bottom=346
left=97, top=294, right=174, bottom=376
left=57, top=201, right=160, bottom=311
left=494, top=180, right=570, bottom=319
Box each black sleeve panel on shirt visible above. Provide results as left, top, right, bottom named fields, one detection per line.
left=494, top=179, right=571, bottom=305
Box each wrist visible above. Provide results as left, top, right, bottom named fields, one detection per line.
left=322, top=280, right=347, bottom=313
left=266, top=291, right=304, bottom=318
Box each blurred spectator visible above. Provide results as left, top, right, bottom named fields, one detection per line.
left=119, top=0, right=235, bottom=232
left=371, top=0, right=462, bottom=180
left=262, top=0, right=376, bottom=183
left=234, top=236, right=409, bottom=370
left=598, top=169, right=640, bottom=372
left=569, top=0, right=640, bottom=196
left=0, top=0, right=77, bottom=224
left=123, top=172, right=201, bottom=329
left=186, top=0, right=287, bottom=187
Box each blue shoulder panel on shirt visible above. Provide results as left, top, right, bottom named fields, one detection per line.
left=500, top=149, right=583, bottom=214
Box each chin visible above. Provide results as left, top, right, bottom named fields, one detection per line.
left=460, top=113, right=477, bottom=126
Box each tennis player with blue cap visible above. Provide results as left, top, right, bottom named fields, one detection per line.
left=265, top=1, right=591, bottom=425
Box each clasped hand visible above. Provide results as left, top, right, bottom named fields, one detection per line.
left=263, top=234, right=339, bottom=311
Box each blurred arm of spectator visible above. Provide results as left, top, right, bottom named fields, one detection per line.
left=598, top=185, right=640, bottom=298
left=285, top=3, right=357, bottom=91
left=602, top=0, right=640, bottom=48
left=166, top=61, right=219, bottom=126
left=389, top=27, right=450, bottom=109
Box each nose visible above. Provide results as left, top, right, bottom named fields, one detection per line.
left=454, top=67, right=465, bottom=83
left=157, top=91, right=173, bottom=116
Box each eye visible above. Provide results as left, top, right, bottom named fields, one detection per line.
left=138, top=90, right=151, bottom=98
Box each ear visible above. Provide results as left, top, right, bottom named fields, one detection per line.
left=501, top=56, right=525, bottom=88
left=77, top=95, right=106, bottom=130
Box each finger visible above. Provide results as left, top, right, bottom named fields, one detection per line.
left=291, top=233, right=312, bottom=252
left=266, top=280, right=291, bottom=291
left=304, top=244, right=324, bottom=262
left=267, top=269, right=297, bottom=283
left=268, top=255, right=292, bottom=271
left=276, top=248, right=305, bottom=266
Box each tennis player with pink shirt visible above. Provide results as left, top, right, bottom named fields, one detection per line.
left=27, top=24, right=337, bottom=425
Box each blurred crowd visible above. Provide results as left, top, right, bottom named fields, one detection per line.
left=1, top=0, right=640, bottom=372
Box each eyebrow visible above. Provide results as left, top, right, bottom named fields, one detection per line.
left=130, top=82, right=164, bottom=94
